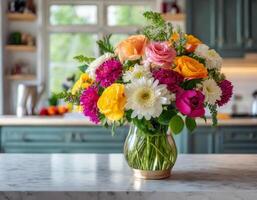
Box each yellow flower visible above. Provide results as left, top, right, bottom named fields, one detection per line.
left=97, top=83, right=126, bottom=121
left=71, top=73, right=94, bottom=94
left=174, top=56, right=208, bottom=79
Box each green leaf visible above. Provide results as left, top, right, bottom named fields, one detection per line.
left=185, top=117, right=197, bottom=133
left=158, top=110, right=177, bottom=125
left=180, top=79, right=202, bottom=90
left=55, top=91, right=81, bottom=105
left=73, top=55, right=95, bottom=64
left=97, top=34, right=115, bottom=54
left=208, top=104, right=218, bottom=126
left=78, top=64, right=89, bottom=72
left=169, top=115, right=184, bottom=135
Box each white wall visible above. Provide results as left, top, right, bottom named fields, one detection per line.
left=219, top=64, right=257, bottom=114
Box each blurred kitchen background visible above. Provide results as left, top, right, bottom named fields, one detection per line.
left=0, top=0, right=256, bottom=154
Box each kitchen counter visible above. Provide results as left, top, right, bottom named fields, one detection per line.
left=0, top=115, right=257, bottom=126
left=0, top=154, right=257, bottom=200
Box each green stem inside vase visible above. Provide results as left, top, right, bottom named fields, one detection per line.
left=124, top=124, right=177, bottom=171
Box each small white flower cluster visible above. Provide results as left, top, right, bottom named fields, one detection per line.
left=194, top=44, right=223, bottom=105
left=195, top=44, right=223, bottom=71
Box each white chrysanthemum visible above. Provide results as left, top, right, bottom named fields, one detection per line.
left=86, top=53, right=114, bottom=80
left=123, top=64, right=152, bottom=82
left=201, top=79, right=222, bottom=105
left=195, top=44, right=222, bottom=70
left=194, top=44, right=209, bottom=57
left=125, top=78, right=172, bottom=120
left=205, top=49, right=223, bottom=70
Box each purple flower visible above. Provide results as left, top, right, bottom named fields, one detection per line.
left=95, top=59, right=122, bottom=87
left=80, top=87, right=100, bottom=124
left=153, top=68, right=184, bottom=93
left=217, top=80, right=233, bottom=106
left=176, top=90, right=205, bottom=118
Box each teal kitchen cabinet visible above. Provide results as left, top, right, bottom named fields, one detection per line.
left=187, top=126, right=216, bottom=154
left=244, top=0, right=257, bottom=51
left=186, top=0, right=217, bottom=48
left=216, top=0, right=244, bottom=57
left=0, top=126, right=128, bottom=153
left=215, top=126, right=257, bottom=153
left=186, top=0, right=255, bottom=57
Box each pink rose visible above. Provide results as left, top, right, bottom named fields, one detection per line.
left=145, top=42, right=176, bottom=68
left=176, top=90, right=205, bottom=118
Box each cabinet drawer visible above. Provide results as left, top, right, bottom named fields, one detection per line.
left=222, top=128, right=257, bottom=144
left=1, top=126, right=128, bottom=153
left=217, top=127, right=257, bottom=153
left=1, top=127, right=66, bottom=143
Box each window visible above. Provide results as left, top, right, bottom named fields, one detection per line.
left=47, top=0, right=158, bottom=93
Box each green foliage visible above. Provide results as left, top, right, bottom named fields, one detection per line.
left=48, top=93, right=59, bottom=106
left=158, top=109, right=177, bottom=125
left=78, top=64, right=89, bottom=73
left=73, top=55, right=95, bottom=63
left=169, top=115, right=184, bottom=134
left=97, top=35, right=115, bottom=54
left=142, top=11, right=173, bottom=41
left=122, top=59, right=141, bottom=71
left=132, top=118, right=155, bottom=135
left=181, top=79, right=202, bottom=90
left=172, top=30, right=187, bottom=55
left=185, top=117, right=197, bottom=133
left=55, top=91, right=80, bottom=105
left=208, top=69, right=226, bottom=83
left=189, top=53, right=206, bottom=64
left=208, top=104, right=218, bottom=126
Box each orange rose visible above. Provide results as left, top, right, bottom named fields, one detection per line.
left=173, top=56, right=208, bottom=79
left=115, top=35, right=148, bottom=63
left=185, top=35, right=202, bottom=52
left=169, top=33, right=202, bottom=52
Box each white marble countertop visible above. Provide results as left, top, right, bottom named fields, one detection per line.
left=0, top=154, right=257, bottom=199
left=0, top=115, right=257, bottom=126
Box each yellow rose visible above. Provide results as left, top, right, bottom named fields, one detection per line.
left=115, top=35, right=148, bottom=63
left=97, top=83, right=126, bottom=121
left=169, top=33, right=202, bottom=52
left=71, top=73, right=94, bottom=94
left=174, top=56, right=208, bottom=79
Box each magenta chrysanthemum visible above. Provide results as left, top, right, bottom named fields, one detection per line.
left=153, top=68, right=184, bottom=93
left=95, top=59, right=122, bottom=87
left=217, top=80, right=233, bottom=106
left=80, top=87, right=100, bottom=124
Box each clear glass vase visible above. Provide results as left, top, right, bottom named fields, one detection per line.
left=124, top=123, right=177, bottom=179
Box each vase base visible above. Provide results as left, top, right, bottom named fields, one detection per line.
left=132, top=168, right=171, bottom=180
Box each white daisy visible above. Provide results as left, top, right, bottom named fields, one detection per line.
left=125, top=78, right=172, bottom=120
left=123, top=64, right=152, bottom=82
left=86, top=53, right=115, bottom=80
left=201, top=79, right=222, bottom=105
left=195, top=44, right=222, bottom=70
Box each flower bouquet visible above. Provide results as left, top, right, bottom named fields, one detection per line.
left=58, top=12, right=233, bottom=179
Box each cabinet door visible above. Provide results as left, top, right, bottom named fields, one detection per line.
left=216, top=0, right=244, bottom=57
left=186, top=0, right=217, bottom=48
left=216, top=126, right=257, bottom=153
left=244, top=0, right=257, bottom=51
left=187, top=127, right=216, bottom=154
